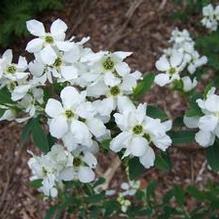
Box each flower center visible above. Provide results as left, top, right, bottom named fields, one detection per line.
left=45, top=35, right=54, bottom=44
left=7, top=65, right=16, bottom=74
left=65, top=110, right=74, bottom=119
left=132, top=125, right=143, bottom=135
left=54, top=57, right=62, bottom=67
left=169, top=67, right=176, bottom=75
left=110, top=86, right=120, bottom=96
left=73, top=157, right=82, bottom=167
left=103, top=57, right=114, bottom=70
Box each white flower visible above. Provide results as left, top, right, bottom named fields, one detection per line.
left=184, top=87, right=219, bottom=147
left=87, top=71, right=141, bottom=118
left=28, top=144, right=74, bottom=197
left=181, top=76, right=197, bottom=92
left=110, top=99, right=172, bottom=168
left=59, top=146, right=97, bottom=183
left=82, top=51, right=132, bottom=86
left=45, top=86, right=108, bottom=145
left=154, top=50, right=184, bottom=87
left=163, top=28, right=207, bottom=77
left=26, top=19, right=73, bottom=65
left=201, top=4, right=219, bottom=31
left=0, top=49, right=29, bottom=82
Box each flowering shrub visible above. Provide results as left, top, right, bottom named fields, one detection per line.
left=1, top=3, right=219, bottom=218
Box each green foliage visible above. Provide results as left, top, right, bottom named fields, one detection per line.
left=171, top=0, right=212, bottom=22
left=128, top=157, right=145, bottom=180
left=147, top=105, right=168, bottom=121
left=21, top=117, right=49, bottom=152
left=155, top=151, right=172, bottom=172
left=196, top=31, right=219, bottom=71
left=0, top=0, right=63, bottom=47
left=207, top=140, right=219, bottom=171
left=133, top=72, right=155, bottom=99
left=168, top=130, right=196, bottom=144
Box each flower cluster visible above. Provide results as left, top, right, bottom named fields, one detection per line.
left=184, top=87, right=219, bottom=147
left=201, top=4, right=219, bottom=31
left=110, top=98, right=172, bottom=168
left=154, top=28, right=207, bottom=91
left=0, top=19, right=173, bottom=197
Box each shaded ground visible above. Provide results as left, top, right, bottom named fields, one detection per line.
left=0, top=0, right=219, bottom=218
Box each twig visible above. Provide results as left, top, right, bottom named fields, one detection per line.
left=96, top=156, right=121, bottom=191
left=107, top=0, right=144, bottom=48
left=195, top=160, right=207, bottom=183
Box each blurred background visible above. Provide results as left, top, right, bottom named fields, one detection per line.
left=0, top=0, right=219, bottom=218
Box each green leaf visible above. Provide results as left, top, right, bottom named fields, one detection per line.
left=168, top=130, right=195, bottom=144
left=187, top=186, right=206, bottom=201
left=0, top=108, right=5, bottom=118
left=173, top=185, right=185, bottom=206
left=133, top=73, right=154, bottom=99
left=101, top=139, right=111, bottom=151
left=29, top=179, right=43, bottom=188
left=186, top=99, right=203, bottom=117
left=104, top=200, right=120, bottom=216
left=44, top=206, right=57, bottom=219
left=207, top=141, right=219, bottom=171
left=147, top=105, right=168, bottom=121
left=128, top=157, right=145, bottom=180
left=31, top=118, right=49, bottom=153
left=20, top=118, right=35, bottom=142
left=146, top=180, right=157, bottom=204
left=0, top=87, right=13, bottom=104
left=155, top=152, right=171, bottom=172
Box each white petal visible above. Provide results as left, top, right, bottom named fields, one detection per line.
left=62, top=132, right=78, bottom=152
left=113, top=51, right=132, bottom=60
left=78, top=166, right=95, bottom=183
left=71, top=120, right=92, bottom=144
left=3, top=49, right=13, bottom=64
left=139, top=147, right=155, bottom=168
left=60, top=65, right=78, bottom=80
left=49, top=115, right=68, bottom=138
left=117, top=96, right=135, bottom=113
left=60, top=86, right=81, bottom=108
left=59, top=167, right=74, bottom=181
left=76, top=102, right=95, bottom=119
left=11, top=85, right=30, bottom=101
left=195, top=130, right=215, bottom=147
left=115, top=62, right=130, bottom=76
left=56, top=41, right=74, bottom=52
left=29, top=61, right=44, bottom=77
left=154, top=73, right=170, bottom=86
left=153, top=135, right=172, bottom=151
left=86, top=80, right=108, bottom=97
left=26, top=38, right=44, bottom=53
left=183, top=116, right=199, bottom=128
left=82, top=152, right=97, bottom=168
left=50, top=19, right=67, bottom=37
left=170, top=50, right=183, bottom=67
left=40, top=45, right=57, bottom=65
left=86, top=118, right=107, bottom=138
left=17, top=56, right=27, bottom=70
left=110, top=132, right=131, bottom=152
left=45, top=99, right=64, bottom=118
left=104, top=72, right=120, bottom=86
left=26, top=20, right=45, bottom=36
left=129, top=136, right=148, bottom=157
left=198, top=115, right=218, bottom=131
left=155, top=55, right=170, bottom=71
left=161, top=120, right=172, bottom=131
left=205, top=95, right=219, bottom=113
